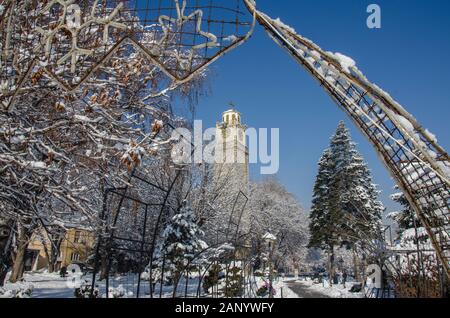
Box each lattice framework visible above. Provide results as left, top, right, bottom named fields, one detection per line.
left=243, top=0, right=450, bottom=278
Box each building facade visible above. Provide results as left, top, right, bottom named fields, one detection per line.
left=26, top=228, right=95, bottom=272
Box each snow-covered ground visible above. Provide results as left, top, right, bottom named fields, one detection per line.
left=3, top=271, right=262, bottom=298
left=250, top=277, right=363, bottom=298
left=272, top=279, right=299, bottom=298
left=1, top=271, right=200, bottom=298
left=288, top=279, right=364, bottom=298
left=2, top=271, right=73, bottom=298
left=2, top=272, right=364, bottom=298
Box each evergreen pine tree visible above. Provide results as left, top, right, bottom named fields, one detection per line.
left=308, top=149, right=338, bottom=250
left=308, top=122, right=384, bottom=283
left=328, top=122, right=383, bottom=244
left=156, top=201, right=208, bottom=295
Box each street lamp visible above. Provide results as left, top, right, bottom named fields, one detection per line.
left=262, top=232, right=276, bottom=298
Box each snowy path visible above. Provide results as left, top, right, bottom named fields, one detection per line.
left=284, top=280, right=364, bottom=298
left=284, top=281, right=330, bottom=298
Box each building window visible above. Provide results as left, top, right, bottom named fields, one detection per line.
left=71, top=252, right=80, bottom=262
left=74, top=231, right=81, bottom=243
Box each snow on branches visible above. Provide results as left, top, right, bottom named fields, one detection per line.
left=0, top=0, right=208, bottom=277
left=308, top=122, right=384, bottom=253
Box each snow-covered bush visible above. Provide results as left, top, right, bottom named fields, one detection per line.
left=106, top=285, right=134, bottom=298
left=202, top=264, right=223, bottom=294
left=256, top=281, right=276, bottom=298
left=74, top=281, right=99, bottom=298
left=223, top=266, right=244, bottom=298
left=155, top=202, right=208, bottom=288
left=0, top=283, right=33, bottom=298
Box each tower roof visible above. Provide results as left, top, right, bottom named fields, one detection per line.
left=221, top=108, right=243, bottom=126
left=223, top=109, right=241, bottom=115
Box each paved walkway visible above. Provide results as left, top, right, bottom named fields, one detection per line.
left=285, top=281, right=330, bottom=298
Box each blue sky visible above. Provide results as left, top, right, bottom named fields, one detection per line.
left=190, top=0, right=450, bottom=213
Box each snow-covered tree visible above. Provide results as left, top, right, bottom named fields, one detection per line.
left=155, top=201, right=208, bottom=296
left=247, top=178, right=309, bottom=270
left=308, top=122, right=384, bottom=282
left=0, top=0, right=207, bottom=284
left=308, top=149, right=336, bottom=251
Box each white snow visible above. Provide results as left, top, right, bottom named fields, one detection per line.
left=333, top=53, right=356, bottom=74
left=424, top=129, right=438, bottom=143
left=2, top=271, right=203, bottom=298
left=26, top=161, right=47, bottom=169
left=3, top=272, right=74, bottom=298
left=262, top=232, right=277, bottom=241
left=0, top=281, right=33, bottom=298
left=272, top=279, right=299, bottom=298
left=291, top=279, right=364, bottom=298
left=74, top=115, right=102, bottom=123
left=394, top=114, right=415, bottom=134
left=223, top=35, right=238, bottom=43
left=273, top=18, right=296, bottom=34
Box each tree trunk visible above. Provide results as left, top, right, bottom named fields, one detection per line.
left=9, top=222, right=31, bottom=283
left=362, top=257, right=368, bottom=288
left=48, top=259, right=55, bottom=273
left=0, top=268, right=8, bottom=287
left=328, top=245, right=335, bottom=286
left=48, top=241, right=62, bottom=274
left=42, top=240, right=51, bottom=272
left=9, top=243, right=26, bottom=283
left=352, top=246, right=361, bottom=282
left=172, top=271, right=181, bottom=298
left=0, top=221, right=12, bottom=286
left=99, top=252, right=109, bottom=280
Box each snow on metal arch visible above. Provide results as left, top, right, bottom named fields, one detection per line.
left=0, top=0, right=255, bottom=109
left=242, top=0, right=450, bottom=278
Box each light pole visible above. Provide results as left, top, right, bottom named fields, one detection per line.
left=263, top=232, right=276, bottom=298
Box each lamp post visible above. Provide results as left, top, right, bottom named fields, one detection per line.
left=262, top=232, right=276, bottom=298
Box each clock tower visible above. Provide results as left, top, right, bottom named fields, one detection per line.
left=214, top=108, right=249, bottom=196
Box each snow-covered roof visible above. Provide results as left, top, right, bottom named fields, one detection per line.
left=262, top=232, right=277, bottom=241
left=223, top=109, right=240, bottom=114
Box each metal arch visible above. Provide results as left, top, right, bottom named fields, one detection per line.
left=1, top=0, right=256, bottom=110
left=2, top=0, right=448, bottom=289
left=243, top=0, right=450, bottom=278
